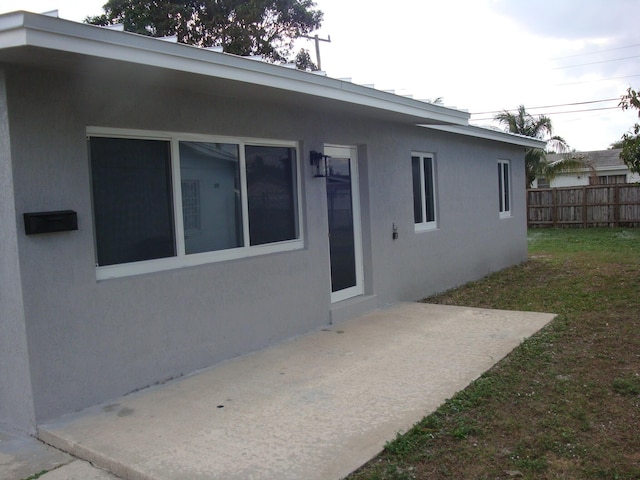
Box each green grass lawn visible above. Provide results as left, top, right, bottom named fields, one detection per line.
left=346, top=228, right=640, bottom=480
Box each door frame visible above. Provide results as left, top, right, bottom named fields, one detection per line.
left=324, top=144, right=364, bottom=303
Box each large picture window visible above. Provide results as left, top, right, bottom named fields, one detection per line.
left=498, top=159, right=511, bottom=217
left=411, top=153, right=437, bottom=230
left=88, top=128, right=302, bottom=279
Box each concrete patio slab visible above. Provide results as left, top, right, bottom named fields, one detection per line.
left=38, top=303, right=554, bottom=480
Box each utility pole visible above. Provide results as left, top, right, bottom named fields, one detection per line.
left=300, top=34, right=331, bottom=71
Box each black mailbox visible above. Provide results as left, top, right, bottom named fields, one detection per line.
left=24, top=210, right=78, bottom=235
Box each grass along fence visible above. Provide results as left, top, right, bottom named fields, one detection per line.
left=527, top=184, right=640, bottom=228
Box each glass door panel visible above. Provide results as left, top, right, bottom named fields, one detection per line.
left=326, top=157, right=357, bottom=292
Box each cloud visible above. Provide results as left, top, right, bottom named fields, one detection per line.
left=492, top=0, right=639, bottom=42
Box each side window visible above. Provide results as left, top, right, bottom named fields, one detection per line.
left=498, top=159, right=511, bottom=217
left=411, top=153, right=437, bottom=230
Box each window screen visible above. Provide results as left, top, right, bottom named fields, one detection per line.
left=498, top=160, right=511, bottom=215
left=90, top=137, right=175, bottom=266
left=412, top=153, right=437, bottom=227
left=246, top=146, right=298, bottom=245
left=411, top=156, right=423, bottom=223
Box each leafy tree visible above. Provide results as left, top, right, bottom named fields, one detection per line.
left=426, top=97, right=444, bottom=105
left=294, top=48, right=318, bottom=71
left=618, top=86, right=640, bottom=174
left=495, top=105, right=587, bottom=187
left=86, top=0, right=323, bottom=63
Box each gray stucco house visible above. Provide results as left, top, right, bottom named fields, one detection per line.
left=0, top=11, right=544, bottom=435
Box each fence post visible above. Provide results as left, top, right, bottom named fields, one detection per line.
left=614, top=184, right=620, bottom=227
left=552, top=188, right=557, bottom=227
left=583, top=186, right=587, bottom=228
left=526, top=190, right=530, bottom=228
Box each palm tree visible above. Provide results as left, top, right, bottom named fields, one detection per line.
left=495, top=105, right=588, bottom=187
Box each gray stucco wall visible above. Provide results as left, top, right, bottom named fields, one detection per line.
left=0, top=70, right=36, bottom=433
left=5, top=63, right=527, bottom=428
left=366, top=126, right=527, bottom=304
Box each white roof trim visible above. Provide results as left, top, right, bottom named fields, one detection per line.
left=421, top=124, right=547, bottom=149
left=0, top=11, right=470, bottom=126
left=569, top=165, right=629, bottom=174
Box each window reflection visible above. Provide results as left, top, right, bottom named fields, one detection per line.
left=179, top=142, right=243, bottom=254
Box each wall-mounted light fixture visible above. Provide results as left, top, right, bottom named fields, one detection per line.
left=310, top=150, right=330, bottom=178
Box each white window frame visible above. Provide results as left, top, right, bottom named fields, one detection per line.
left=324, top=144, right=364, bottom=303
left=87, top=127, right=304, bottom=280
left=498, top=159, right=511, bottom=218
left=412, top=152, right=438, bottom=232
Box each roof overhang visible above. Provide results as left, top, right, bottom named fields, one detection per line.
left=0, top=11, right=471, bottom=126
left=421, top=124, right=548, bottom=149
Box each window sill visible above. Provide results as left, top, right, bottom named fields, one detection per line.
left=96, top=239, right=304, bottom=280
left=414, top=223, right=438, bottom=233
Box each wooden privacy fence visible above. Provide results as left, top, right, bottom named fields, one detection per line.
left=527, top=184, right=640, bottom=228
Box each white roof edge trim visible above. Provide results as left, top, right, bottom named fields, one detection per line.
left=0, top=11, right=470, bottom=126
left=421, top=124, right=547, bottom=149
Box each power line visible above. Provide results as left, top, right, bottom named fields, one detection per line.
left=550, top=43, right=640, bottom=61
left=554, top=74, right=640, bottom=86
left=552, top=55, right=640, bottom=70
left=471, top=98, right=619, bottom=116
left=472, top=106, right=620, bottom=122
left=529, top=106, right=619, bottom=115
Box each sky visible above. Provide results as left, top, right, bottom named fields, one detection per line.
left=1, top=0, right=639, bottom=152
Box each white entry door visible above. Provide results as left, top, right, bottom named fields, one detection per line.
left=324, top=145, right=364, bottom=303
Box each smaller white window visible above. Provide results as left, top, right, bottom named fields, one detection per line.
left=412, top=153, right=437, bottom=231
left=536, top=177, right=550, bottom=188
left=498, top=159, right=511, bottom=218
left=589, top=174, right=626, bottom=185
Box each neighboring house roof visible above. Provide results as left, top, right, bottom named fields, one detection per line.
left=548, top=149, right=626, bottom=172
left=0, top=10, right=545, bottom=149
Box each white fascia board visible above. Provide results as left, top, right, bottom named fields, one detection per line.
left=0, top=11, right=470, bottom=126
left=564, top=165, right=622, bottom=174
left=421, top=124, right=547, bottom=149
left=0, top=18, right=27, bottom=45
left=593, top=165, right=629, bottom=173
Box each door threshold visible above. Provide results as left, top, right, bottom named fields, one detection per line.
left=330, top=294, right=378, bottom=324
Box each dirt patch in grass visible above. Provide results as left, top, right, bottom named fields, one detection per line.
left=346, top=229, right=640, bottom=480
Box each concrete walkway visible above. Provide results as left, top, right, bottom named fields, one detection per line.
left=0, top=427, right=72, bottom=480
left=34, top=303, right=554, bottom=480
